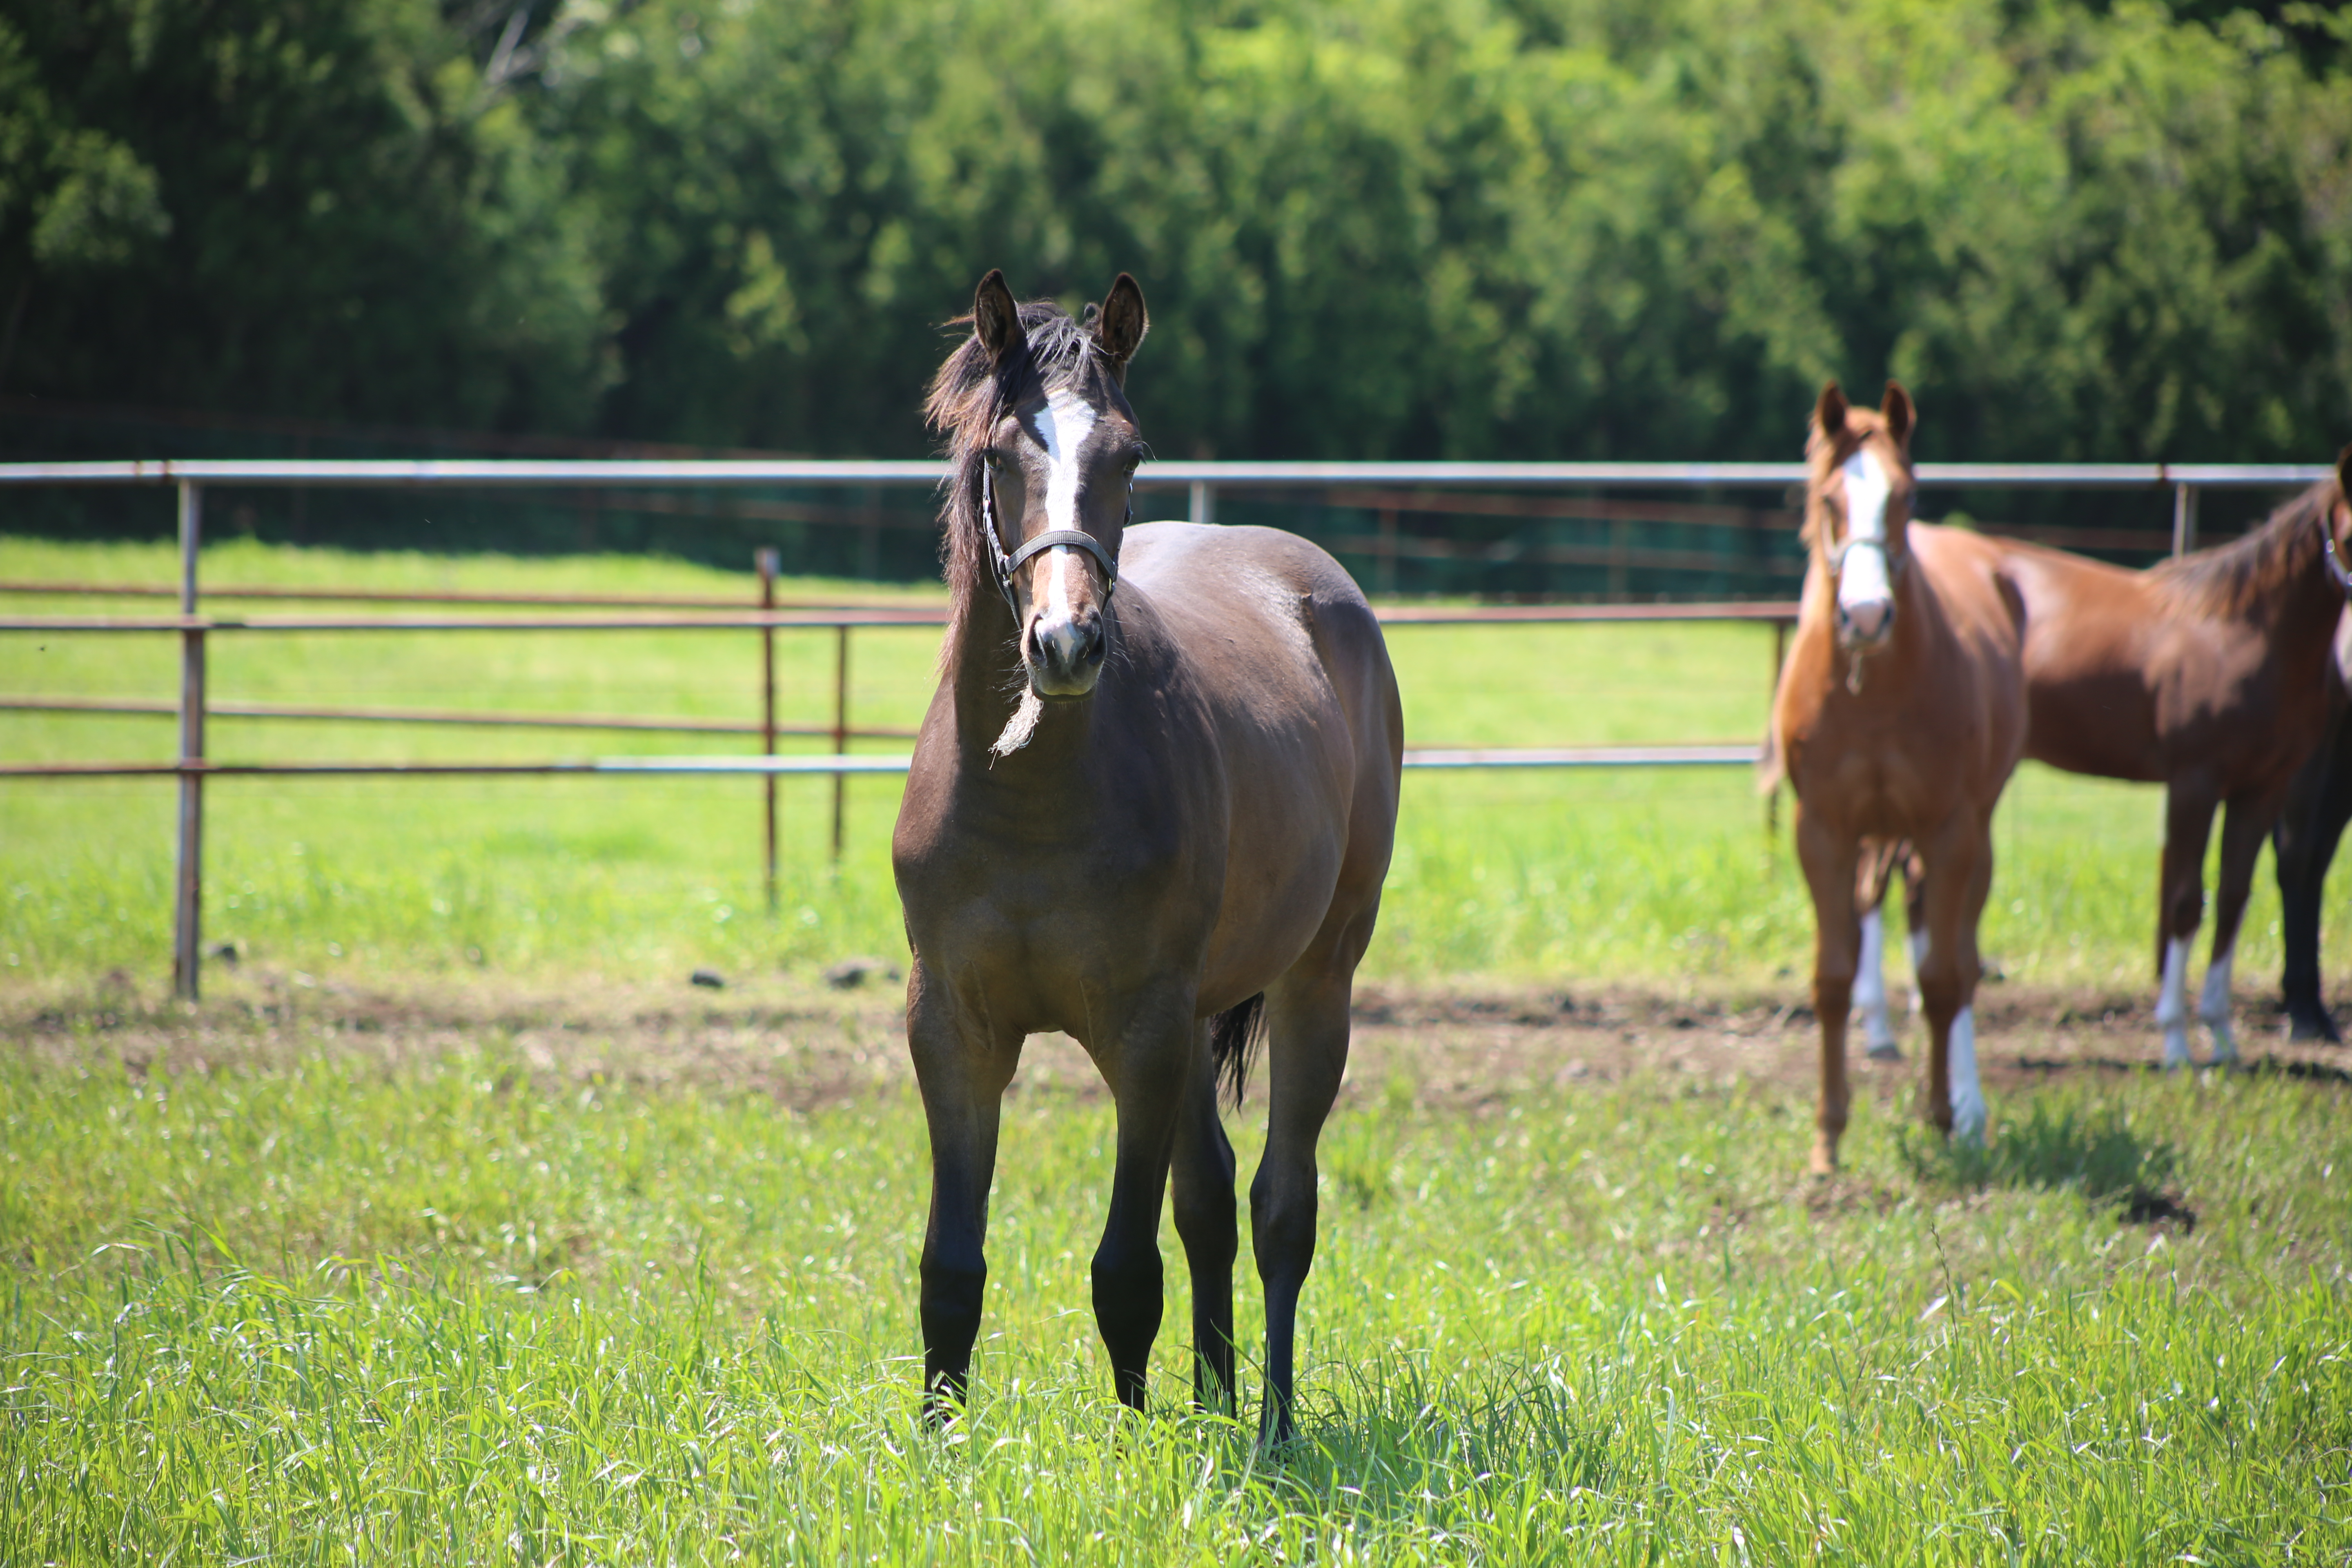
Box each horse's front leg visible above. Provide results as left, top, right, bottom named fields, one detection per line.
left=1915, top=811, right=1994, bottom=1145
left=1090, top=983, right=1196, bottom=1413
left=1794, top=801, right=1862, bottom=1174
left=906, top=960, right=1021, bottom=1422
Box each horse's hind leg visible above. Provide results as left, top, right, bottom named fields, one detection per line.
left=2156, top=784, right=2221, bottom=1071
left=1252, top=906, right=1378, bottom=1445
left=1090, top=985, right=1195, bottom=1413
left=1852, top=841, right=1902, bottom=1060
left=907, top=963, right=1022, bottom=1421
left=1794, top=802, right=1862, bottom=1174
left=1169, top=1022, right=1237, bottom=1413
left=2205, top=790, right=2287, bottom=1067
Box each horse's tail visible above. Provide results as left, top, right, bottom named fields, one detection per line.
left=1209, top=992, right=1268, bottom=1109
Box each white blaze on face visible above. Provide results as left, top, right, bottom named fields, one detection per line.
left=1023, top=387, right=1099, bottom=666
left=1836, top=446, right=1895, bottom=626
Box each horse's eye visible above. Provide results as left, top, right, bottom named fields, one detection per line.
left=985, top=451, right=1004, bottom=474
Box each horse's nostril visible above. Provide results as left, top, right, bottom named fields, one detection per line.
left=1846, top=602, right=1891, bottom=640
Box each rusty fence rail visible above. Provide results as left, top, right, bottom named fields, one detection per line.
left=0, top=457, right=2327, bottom=999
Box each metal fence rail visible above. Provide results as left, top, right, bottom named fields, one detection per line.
left=0, top=456, right=2328, bottom=999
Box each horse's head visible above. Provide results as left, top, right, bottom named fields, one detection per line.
left=957, top=269, right=1149, bottom=700
left=1807, top=381, right=1917, bottom=651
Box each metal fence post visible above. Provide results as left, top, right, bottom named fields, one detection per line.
left=172, top=482, right=206, bottom=1000
left=757, top=548, right=778, bottom=911
left=831, top=623, right=851, bottom=862
left=1766, top=617, right=1788, bottom=842
left=1188, top=481, right=1214, bottom=527
left=2172, top=483, right=2198, bottom=558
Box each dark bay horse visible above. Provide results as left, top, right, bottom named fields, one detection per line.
left=1767, top=382, right=2027, bottom=1172
left=891, top=271, right=1402, bottom=1440
left=2274, top=637, right=2352, bottom=1041
left=1987, top=452, right=2352, bottom=1067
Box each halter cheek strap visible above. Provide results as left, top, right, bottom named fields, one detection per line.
left=2321, top=504, right=2352, bottom=597
left=982, top=465, right=1125, bottom=619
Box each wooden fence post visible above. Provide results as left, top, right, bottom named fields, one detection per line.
left=172, top=481, right=206, bottom=1001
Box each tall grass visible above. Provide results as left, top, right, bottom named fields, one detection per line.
left=2, top=1037, right=2346, bottom=1562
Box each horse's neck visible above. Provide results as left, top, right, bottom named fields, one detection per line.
left=2279, top=524, right=2344, bottom=649
left=944, top=589, right=1098, bottom=774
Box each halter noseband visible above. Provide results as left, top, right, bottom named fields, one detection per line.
left=1826, top=535, right=1894, bottom=575
left=980, top=461, right=1125, bottom=620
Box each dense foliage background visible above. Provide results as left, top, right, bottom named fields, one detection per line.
left=2, top=0, right=2348, bottom=572
left=10, top=0, right=2350, bottom=461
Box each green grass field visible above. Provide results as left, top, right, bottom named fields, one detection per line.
left=4, top=1020, right=2348, bottom=1561
left=0, top=536, right=2325, bottom=995
left=6, top=537, right=2350, bottom=1563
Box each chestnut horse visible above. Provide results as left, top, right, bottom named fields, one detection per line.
left=1985, top=451, right=2352, bottom=1067
left=891, top=271, right=1402, bottom=1441
left=1767, top=382, right=2027, bottom=1172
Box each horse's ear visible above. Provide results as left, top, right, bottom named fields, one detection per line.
left=973, top=270, right=1020, bottom=365
left=1093, top=273, right=1148, bottom=378
left=1815, top=381, right=1849, bottom=440
left=1881, top=381, right=1915, bottom=450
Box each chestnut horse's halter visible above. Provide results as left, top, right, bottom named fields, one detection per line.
left=980, top=452, right=1125, bottom=621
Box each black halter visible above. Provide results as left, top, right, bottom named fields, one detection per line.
left=981, top=462, right=1125, bottom=620
left=2321, top=500, right=2352, bottom=597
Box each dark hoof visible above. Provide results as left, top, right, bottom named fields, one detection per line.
left=2287, top=1007, right=2343, bottom=1045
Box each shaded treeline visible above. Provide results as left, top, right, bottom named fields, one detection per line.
left=2, top=0, right=2348, bottom=576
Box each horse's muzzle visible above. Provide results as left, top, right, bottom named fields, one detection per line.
left=1837, top=599, right=1894, bottom=648
left=1025, top=607, right=1106, bottom=697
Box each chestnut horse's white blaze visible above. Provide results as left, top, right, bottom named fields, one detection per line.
left=1836, top=448, right=1895, bottom=640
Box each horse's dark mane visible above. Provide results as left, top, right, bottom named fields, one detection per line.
left=2152, top=479, right=2341, bottom=619
left=924, top=298, right=1111, bottom=662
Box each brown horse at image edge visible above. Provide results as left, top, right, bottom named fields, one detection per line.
left=891, top=270, right=1403, bottom=1441
left=1766, top=381, right=2028, bottom=1173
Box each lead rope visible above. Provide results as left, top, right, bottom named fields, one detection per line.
left=1825, top=535, right=1894, bottom=695
left=977, top=461, right=1130, bottom=761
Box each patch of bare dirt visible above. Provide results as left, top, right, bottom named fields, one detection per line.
left=5, top=967, right=2348, bottom=1112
